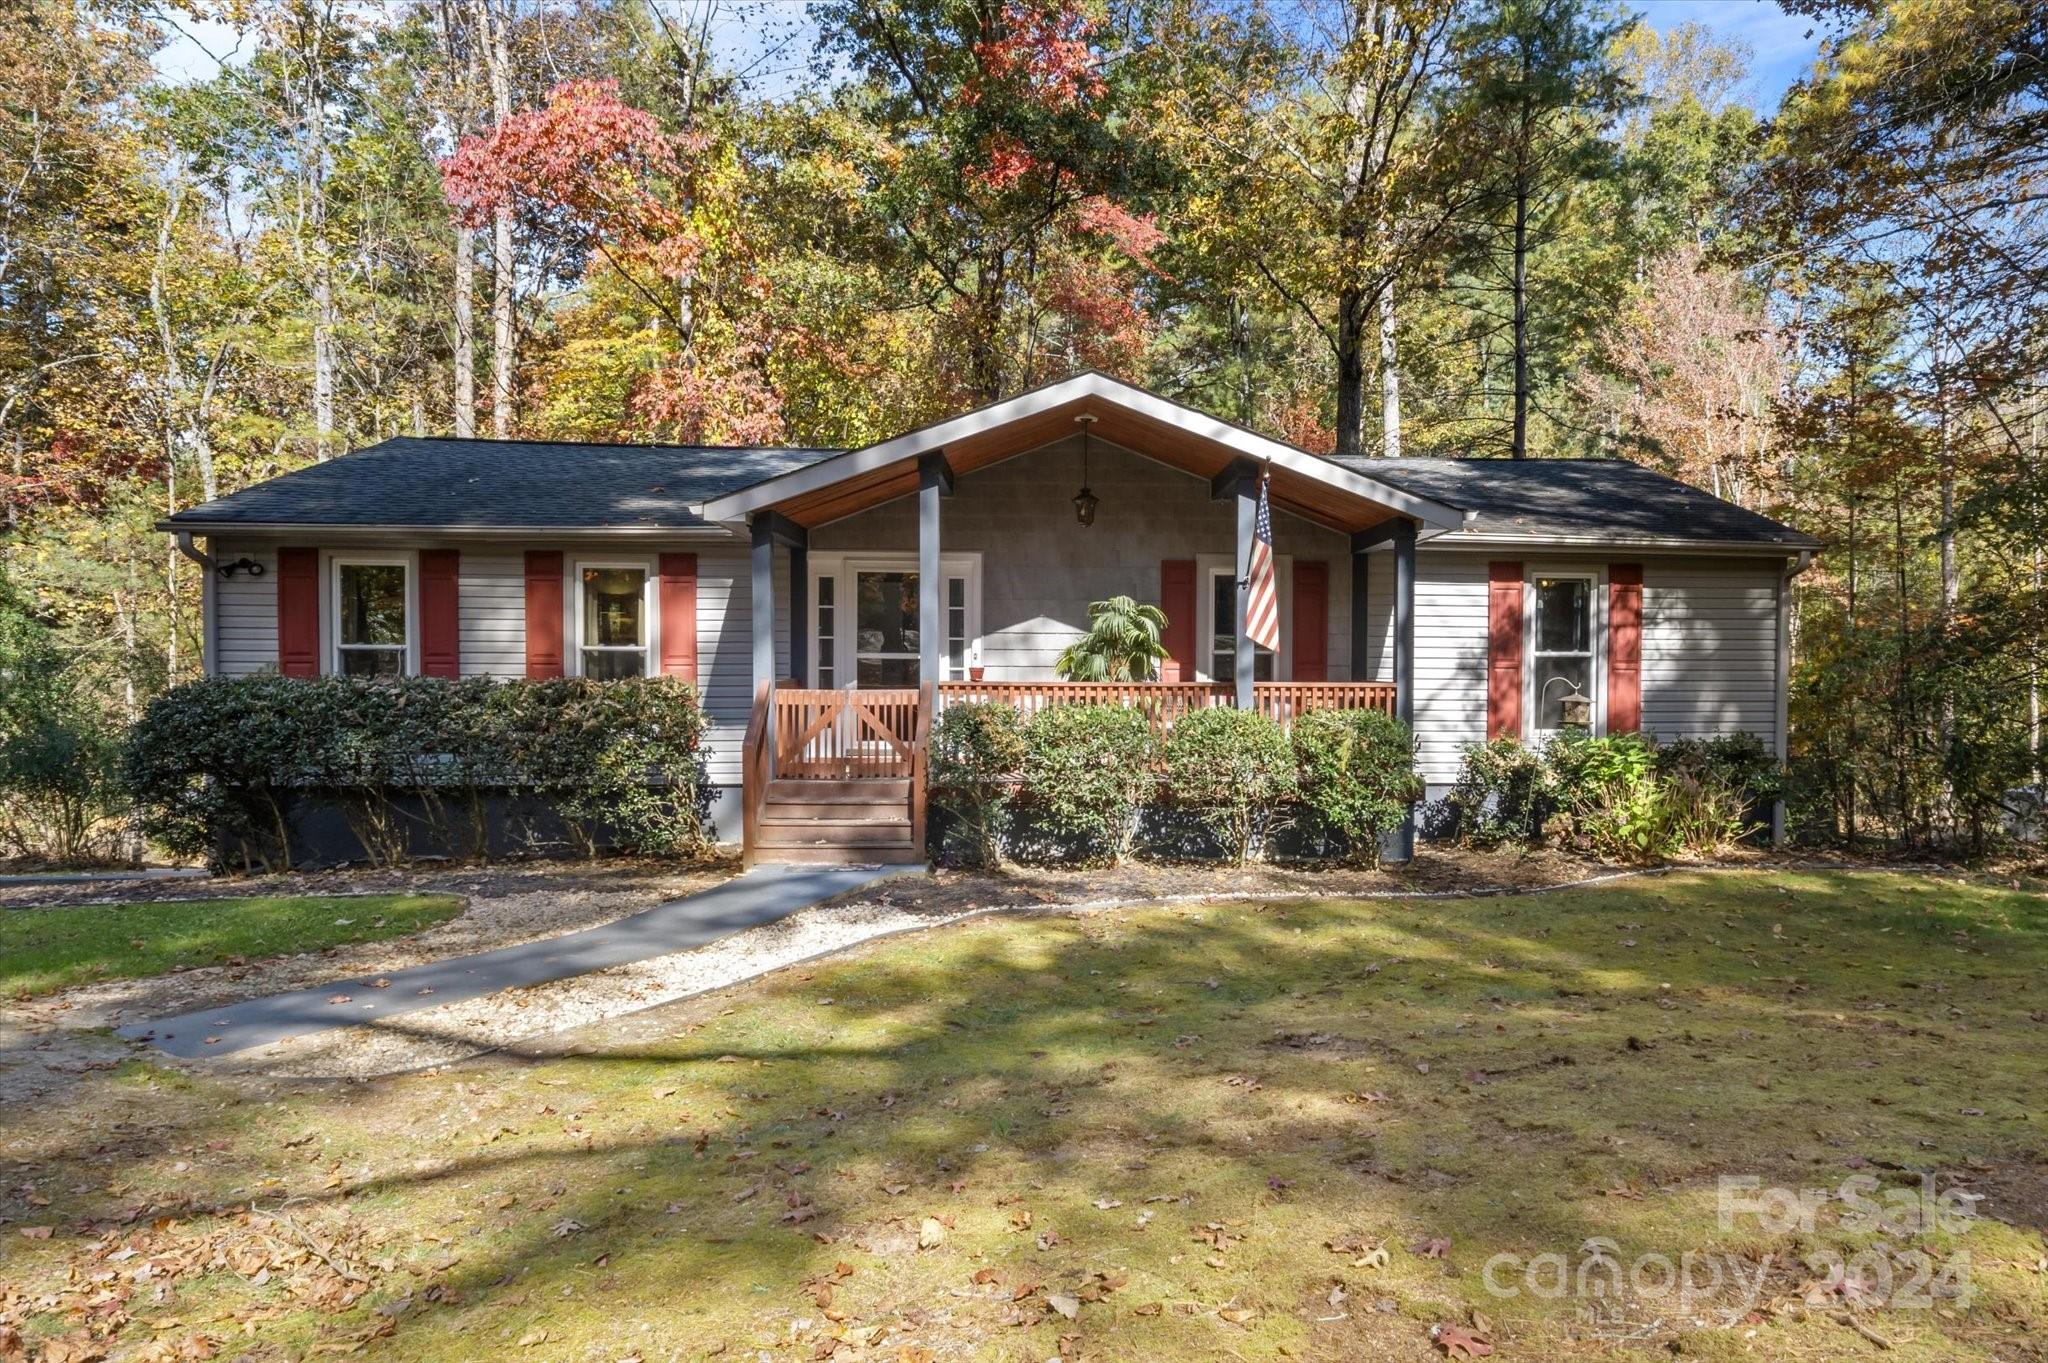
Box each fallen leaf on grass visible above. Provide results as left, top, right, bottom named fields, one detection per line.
left=1218, top=1307, right=1257, bottom=1326
left=917, top=1217, right=946, bottom=1250
left=1046, top=1293, right=1080, bottom=1320
left=1410, top=1236, right=1451, bottom=1259
left=1433, top=1323, right=1493, bottom=1357
left=18, top=1226, right=52, bottom=1240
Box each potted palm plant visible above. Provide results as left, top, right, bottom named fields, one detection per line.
left=1054, top=596, right=1170, bottom=681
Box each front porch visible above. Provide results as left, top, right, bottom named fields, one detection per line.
left=710, top=376, right=1455, bottom=867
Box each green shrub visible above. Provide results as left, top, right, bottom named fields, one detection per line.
left=124, top=675, right=707, bottom=870
left=1290, top=708, right=1421, bottom=866
left=928, top=701, right=1028, bottom=867
left=1656, top=732, right=1784, bottom=832
left=1020, top=703, right=1158, bottom=864
left=0, top=586, right=131, bottom=865
left=1163, top=706, right=1294, bottom=865
left=1447, top=737, right=1551, bottom=845
left=1546, top=732, right=1670, bottom=862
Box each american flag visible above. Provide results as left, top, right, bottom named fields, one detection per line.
left=1244, top=469, right=1281, bottom=652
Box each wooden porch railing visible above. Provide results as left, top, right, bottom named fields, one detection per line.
left=934, top=680, right=1396, bottom=736
left=773, top=686, right=922, bottom=778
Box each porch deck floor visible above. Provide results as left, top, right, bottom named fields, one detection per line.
left=119, top=863, right=915, bottom=1058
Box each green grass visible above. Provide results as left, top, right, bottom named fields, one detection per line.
left=2, top=870, right=2043, bottom=1362
left=0, top=893, right=465, bottom=997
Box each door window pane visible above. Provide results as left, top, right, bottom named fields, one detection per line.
left=947, top=576, right=967, bottom=678
left=816, top=576, right=835, bottom=688
left=336, top=563, right=407, bottom=676
left=855, top=570, right=919, bottom=686
left=581, top=567, right=647, bottom=678
left=1210, top=572, right=1273, bottom=681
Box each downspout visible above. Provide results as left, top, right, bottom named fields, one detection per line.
left=174, top=531, right=218, bottom=678
left=1773, top=549, right=1814, bottom=845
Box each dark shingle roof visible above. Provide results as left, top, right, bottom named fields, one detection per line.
left=165, top=432, right=1817, bottom=553
left=1328, top=456, right=1820, bottom=550
left=163, top=437, right=843, bottom=530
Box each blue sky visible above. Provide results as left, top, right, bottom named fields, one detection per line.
left=153, top=0, right=1827, bottom=112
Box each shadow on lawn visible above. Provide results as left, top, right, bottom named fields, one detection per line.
left=11, top=870, right=2047, bottom=1360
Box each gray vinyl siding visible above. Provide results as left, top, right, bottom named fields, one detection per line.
left=458, top=551, right=525, bottom=678
left=694, top=545, right=789, bottom=789
left=1640, top=558, right=1781, bottom=746
left=1409, top=553, right=1491, bottom=786
left=214, top=541, right=279, bottom=676
left=810, top=437, right=1353, bottom=680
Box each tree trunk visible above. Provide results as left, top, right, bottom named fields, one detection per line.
left=453, top=223, right=476, bottom=437
left=1378, top=275, right=1401, bottom=459
left=1510, top=129, right=1530, bottom=460
left=1334, top=286, right=1370, bottom=458
left=476, top=0, right=516, bottom=438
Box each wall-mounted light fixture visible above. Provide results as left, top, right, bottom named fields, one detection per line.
left=216, top=557, right=267, bottom=580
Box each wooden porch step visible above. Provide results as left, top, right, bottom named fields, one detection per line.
left=756, top=819, right=914, bottom=850
left=763, top=800, right=909, bottom=822
left=758, top=843, right=925, bottom=865
left=764, top=779, right=911, bottom=802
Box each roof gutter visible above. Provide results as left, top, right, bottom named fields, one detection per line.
left=154, top=520, right=742, bottom=542
left=1427, top=532, right=1825, bottom=556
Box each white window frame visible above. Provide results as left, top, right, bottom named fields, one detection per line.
left=1524, top=567, right=1605, bottom=740
left=808, top=552, right=983, bottom=687
left=569, top=557, right=659, bottom=680
left=327, top=552, right=416, bottom=678
left=1195, top=554, right=1292, bottom=684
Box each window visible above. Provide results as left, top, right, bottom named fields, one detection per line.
left=947, top=577, right=968, bottom=680
left=1531, top=575, right=1594, bottom=732
left=854, top=570, right=920, bottom=687
left=580, top=565, right=649, bottom=679
left=815, top=575, right=836, bottom=689
left=1209, top=569, right=1274, bottom=682
left=334, top=561, right=408, bottom=677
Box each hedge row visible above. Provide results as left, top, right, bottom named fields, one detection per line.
left=928, top=701, right=1420, bottom=868
left=125, top=675, right=708, bottom=871
left=1444, top=730, right=1782, bottom=861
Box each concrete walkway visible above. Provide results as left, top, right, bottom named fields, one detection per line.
left=121, top=863, right=912, bottom=1059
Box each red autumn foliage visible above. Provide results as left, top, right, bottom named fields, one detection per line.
left=968, top=2, right=1103, bottom=112
left=440, top=79, right=696, bottom=280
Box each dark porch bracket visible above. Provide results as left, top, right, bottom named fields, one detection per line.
left=751, top=512, right=809, bottom=694
left=1352, top=519, right=1417, bottom=860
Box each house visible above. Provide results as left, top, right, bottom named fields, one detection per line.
left=162, top=372, right=1819, bottom=863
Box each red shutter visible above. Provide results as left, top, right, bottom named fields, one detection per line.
left=1159, top=559, right=1196, bottom=682
left=419, top=549, right=461, bottom=679
left=659, top=552, right=698, bottom=680
left=1486, top=561, right=1524, bottom=741
left=1607, top=563, right=1643, bottom=734
left=1291, top=560, right=1329, bottom=681
left=277, top=547, right=319, bottom=678
left=524, top=550, right=565, bottom=678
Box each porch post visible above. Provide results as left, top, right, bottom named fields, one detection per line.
left=789, top=543, right=809, bottom=686
left=918, top=454, right=951, bottom=685
left=1392, top=518, right=1417, bottom=861
left=750, top=515, right=776, bottom=695
left=1234, top=475, right=1257, bottom=709
left=1350, top=545, right=1370, bottom=682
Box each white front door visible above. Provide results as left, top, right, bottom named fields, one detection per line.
left=811, top=554, right=981, bottom=688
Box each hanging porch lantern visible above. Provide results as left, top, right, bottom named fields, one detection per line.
left=1072, top=413, right=1099, bottom=526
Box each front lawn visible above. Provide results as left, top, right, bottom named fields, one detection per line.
left=0, top=893, right=465, bottom=997
left=2, top=870, right=2042, bottom=1361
